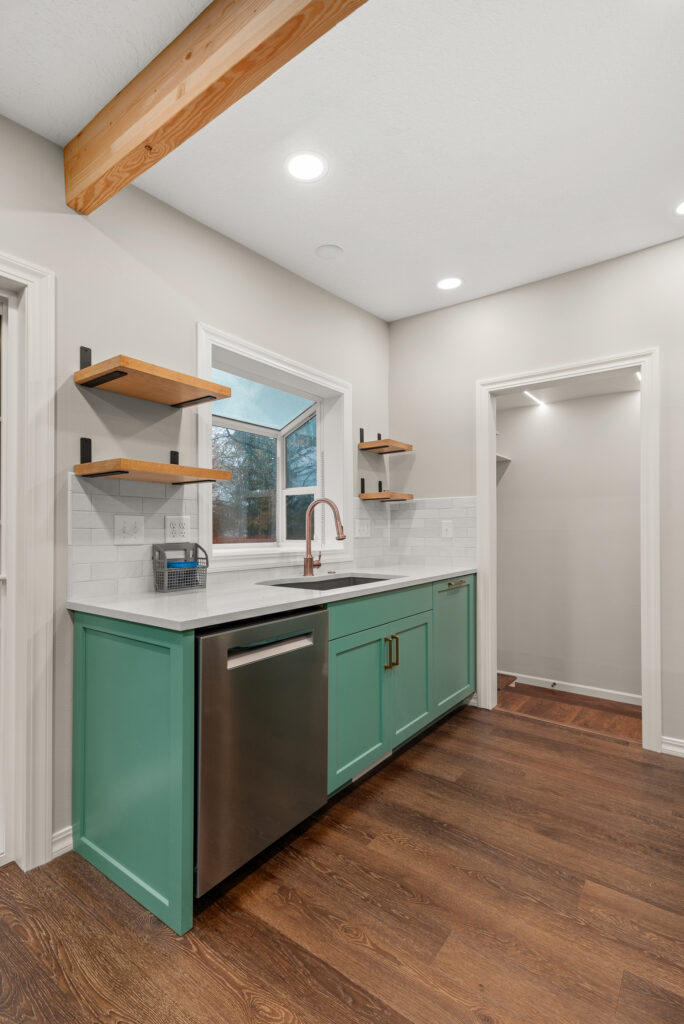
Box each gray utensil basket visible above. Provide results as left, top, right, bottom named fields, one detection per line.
left=153, top=543, right=209, bottom=592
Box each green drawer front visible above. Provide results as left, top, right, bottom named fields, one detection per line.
left=328, top=584, right=432, bottom=639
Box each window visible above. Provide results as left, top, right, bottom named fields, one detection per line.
left=198, top=324, right=352, bottom=569
left=211, top=369, right=320, bottom=545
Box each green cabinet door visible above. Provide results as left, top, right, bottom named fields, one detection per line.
left=431, top=575, right=476, bottom=717
left=389, top=612, right=432, bottom=743
left=328, top=624, right=394, bottom=793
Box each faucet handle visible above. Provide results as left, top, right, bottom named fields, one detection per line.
left=313, top=551, right=322, bottom=569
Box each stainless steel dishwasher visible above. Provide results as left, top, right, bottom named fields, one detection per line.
left=195, top=608, right=328, bottom=897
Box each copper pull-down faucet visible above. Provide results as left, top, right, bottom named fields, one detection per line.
left=303, top=498, right=346, bottom=576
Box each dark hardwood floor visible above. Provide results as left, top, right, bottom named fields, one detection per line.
left=496, top=676, right=643, bottom=743
left=1, top=707, right=683, bottom=1024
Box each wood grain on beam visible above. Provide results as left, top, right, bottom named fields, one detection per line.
left=64, top=0, right=368, bottom=214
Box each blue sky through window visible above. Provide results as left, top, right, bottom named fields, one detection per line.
left=212, top=368, right=314, bottom=429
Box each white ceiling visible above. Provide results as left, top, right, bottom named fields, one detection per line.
left=495, top=368, right=641, bottom=410
left=2, top=1, right=684, bottom=321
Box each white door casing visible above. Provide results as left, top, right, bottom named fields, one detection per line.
left=475, top=349, right=661, bottom=752
left=0, top=251, right=56, bottom=870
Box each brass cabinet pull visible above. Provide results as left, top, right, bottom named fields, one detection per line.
left=448, top=580, right=466, bottom=588
left=390, top=634, right=400, bottom=667
left=384, top=636, right=393, bottom=670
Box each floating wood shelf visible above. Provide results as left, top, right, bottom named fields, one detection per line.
left=74, top=459, right=230, bottom=486
left=359, top=438, right=413, bottom=455
left=74, top=355, right=231, bottom=408
left=359, top=491, right=413, bottom=502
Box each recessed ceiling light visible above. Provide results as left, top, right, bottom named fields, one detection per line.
left=676, top=200, right=684, bottom=215
left=316, top=243, right=344, bottom=260
left=437, top=277, right=463, bottom=290
left=287, top=153, right=327, bottom=181
left=523, top=390, right=545, bottom=407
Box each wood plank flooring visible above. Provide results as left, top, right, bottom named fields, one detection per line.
left=1, top=707, right=683, bottom=1024
left=496, top=676, right=642, bottom=743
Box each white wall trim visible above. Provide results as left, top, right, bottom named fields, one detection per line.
left=499, top=671, right=642, bottom=707
left=196, top=322, right=354, bottom=571
left=0, top=250, right=56, bottom=870
left=51, top=825, right=73, bottom=859
left=661, top=737, right=684, bottom=759
left=476, top=348, right=662, bottom=753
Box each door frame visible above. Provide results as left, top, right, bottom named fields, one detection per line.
left=475, top=348, right=661, bottom=752
left=0, top=250, right=56, bottom=869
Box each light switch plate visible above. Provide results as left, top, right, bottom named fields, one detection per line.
left=114, top=515, right=144, bottom=545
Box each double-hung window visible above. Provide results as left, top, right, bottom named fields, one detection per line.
left=211, top=369, right=320, bottom=545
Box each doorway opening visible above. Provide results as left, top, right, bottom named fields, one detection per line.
left=476, top=350, right=661, bottom=752
left=493, top=370, right=642, bottom=743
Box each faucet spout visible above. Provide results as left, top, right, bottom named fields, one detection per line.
left=303, top=498, right=346, bottom=576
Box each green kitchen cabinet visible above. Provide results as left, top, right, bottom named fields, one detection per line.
left=431, top=574, right=476, bottom=716
left=388, top=612, right=433, bottom=743
left=72, top=612, right=195, bottom=935
left=328, top=624, right=394, bottom=792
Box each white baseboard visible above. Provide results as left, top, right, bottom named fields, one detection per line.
left=499, top=670, right=642, bottom=707
left=467, top=694, right=479, bottom=706
left=661, top=736, right=684, bottom=758
left=51, top=825, right=73, bottom=859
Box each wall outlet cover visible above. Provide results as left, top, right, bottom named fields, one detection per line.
left=355, top=519, right=371, bottom=538
left=165, top=515, right=191, bottom=542
left=114, top=515, right=144, bottom=545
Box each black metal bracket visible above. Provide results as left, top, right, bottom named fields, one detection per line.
left=81, top=369, right=128, bottom=389
left=172, top=395, right=217, bottom=408
left=360, top=427, right=365, bottom=443
left=360, top=477, right=365, bottom=494
left=377, top=433, right=382, bottom=440
left=170, top=450, right=179, bottom=465
left=378, top=480, right=383, bottom=493
left=80, top=437, right=92, bottom=464
left=80, top=347, right=92, bottom=369
left=81, top=470, right=129, bottom=478
left=170, top=479, right=215, bottom=486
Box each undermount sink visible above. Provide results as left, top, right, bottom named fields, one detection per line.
left=262, top=574, right=399, bottom=592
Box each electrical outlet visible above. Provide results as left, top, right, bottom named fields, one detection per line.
left=441, top=520, right=454, bottom=539
left=355, top=519, right=371, bottom=538
left=114, top=515, right=144, bottom=545
left=165, top=515, right=190, bottom=542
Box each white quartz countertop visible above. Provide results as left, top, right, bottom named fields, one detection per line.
left=66, top=564, right=477, bottom=631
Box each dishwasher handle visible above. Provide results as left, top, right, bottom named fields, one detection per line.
left=226, top=632, right=314, bottom=670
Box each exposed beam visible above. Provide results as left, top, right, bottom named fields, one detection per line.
left=64, top=0, right=368, bottom=214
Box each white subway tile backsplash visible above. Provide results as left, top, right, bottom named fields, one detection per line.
left=70, top=529, right=92, bottom=546
left=142, top=496, right=183, bottom=515
left=68, top=478, right=476, bottom=600
left=70, top=493, right=92, bottom=512
left=92, top=494, right=144, bottom=514
left=119, top=480, right=168, bottom=498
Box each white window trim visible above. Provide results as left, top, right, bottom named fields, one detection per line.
left=197, top=322, right=353, bottom=572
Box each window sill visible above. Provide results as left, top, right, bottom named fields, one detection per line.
left=208, top=546, right=352, bottom=574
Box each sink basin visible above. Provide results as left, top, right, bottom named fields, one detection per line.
left=262, top=574, right=398, bottom=592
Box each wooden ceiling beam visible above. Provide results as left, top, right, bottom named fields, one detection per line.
left=64, top=0, right=368, bottom=214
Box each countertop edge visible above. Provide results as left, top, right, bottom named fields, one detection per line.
left=67, top=566, right=477, bottom=631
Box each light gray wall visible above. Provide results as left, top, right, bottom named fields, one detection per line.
left=389, top=235, right=684, bottom=743
left=496, top=392, right=641, bottom=696
left=0, top=114, right=390, bottom=834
